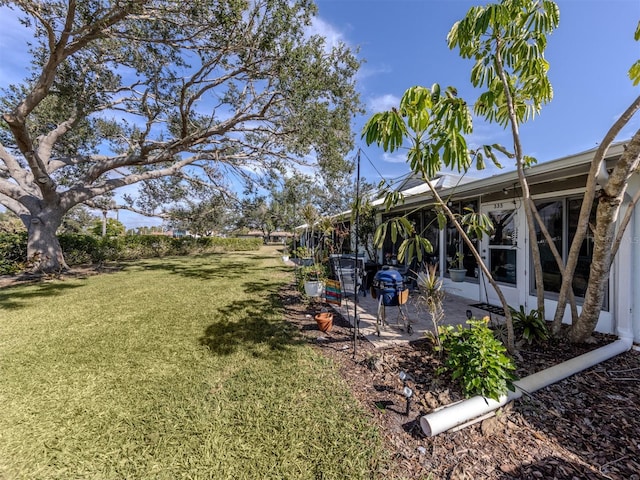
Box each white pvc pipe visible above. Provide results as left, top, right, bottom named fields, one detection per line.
left=420, top=337, right=633, bottom=437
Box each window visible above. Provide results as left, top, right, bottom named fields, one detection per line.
left=530, top=197, right=608, bottom=309
left=445, top=200, right=479, bottom=281
left=420, top=209, right=440, bottom=266
left=487, top=209, right=517, bottom=285
left=532, top=200, right=563, bottom=293
left=381, top=208, right=440, bottom=269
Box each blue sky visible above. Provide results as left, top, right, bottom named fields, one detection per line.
left=1, top=1, right=639, bottom=229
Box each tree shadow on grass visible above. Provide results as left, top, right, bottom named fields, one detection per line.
left=199, top=290, right=304, bottom=358
left=133, top=255, right=290, bottom=283
left=135, top=258, right=249, bottom=282
left=0, top=282, right=84, bottom=310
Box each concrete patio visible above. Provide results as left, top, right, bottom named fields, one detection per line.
left=327, top=289, right=505, bottom=349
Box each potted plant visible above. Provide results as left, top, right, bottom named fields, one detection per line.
left=281, top=246, right=290, bottom=263
left=297, top=264, right=328, bottom=297
left=448, top=252, right=467, bottom=282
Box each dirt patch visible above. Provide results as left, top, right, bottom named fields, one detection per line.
left=281, top=283, right=640, bottom=480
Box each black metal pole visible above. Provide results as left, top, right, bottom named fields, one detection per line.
left=353, top=149, right=361, bottom=357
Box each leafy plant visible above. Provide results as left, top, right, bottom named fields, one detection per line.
left=292, top=246, right=311, bottom=259
left=296, top=264, right=328, bottom=293
left=510, top=306, right=549, bottom=345
left=438, top=317, right=517, bottom=401
left=416, top=263, right=445, bottom=352
left=450, top=251, right=465, bottom=270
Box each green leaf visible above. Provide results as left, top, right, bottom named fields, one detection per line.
left=523, top=155, right=538, bottom=168
left=491, top=143, right=514, bottom=159
left=373, top=223, right=387, bottom=248
left=398, top=239, right=408, bottom=262
left=437, top=210, right=447, bottom=230
left=629, top=60, right=640, bottom=86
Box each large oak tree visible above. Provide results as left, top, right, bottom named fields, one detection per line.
left=0, top=0, right=361, bottom=271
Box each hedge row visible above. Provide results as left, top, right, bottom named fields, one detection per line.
left=0, top=233, right=263, bottom=275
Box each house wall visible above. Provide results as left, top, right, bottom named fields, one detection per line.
left=629, top=175, right=640, bottom=342
left=635, top=204, right=640, bottom=342
left=371, top=144, right=639, bottom=342
left=436, top=181, right=640, bottom=339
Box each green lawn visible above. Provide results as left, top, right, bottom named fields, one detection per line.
left=0, top=248, right=385, bottom=479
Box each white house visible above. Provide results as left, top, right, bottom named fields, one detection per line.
left=373, top=142, right=639, bottom=343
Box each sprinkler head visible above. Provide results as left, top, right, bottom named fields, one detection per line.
left=403, top=386, right=413, bottom=416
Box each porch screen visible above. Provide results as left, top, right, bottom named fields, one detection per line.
left=531, top=197, right=608, bottom=309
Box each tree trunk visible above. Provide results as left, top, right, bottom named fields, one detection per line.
left=568, top=194, right=617, bottom=342
left=492, top=41, right=546, bottom=318
left=27, top=213, right=68, bottom=273
left=553, top=99, right=640, bottom=334
left=423, top=176, right=516, bottom=353
left=569, top=133, right=640, bottom=342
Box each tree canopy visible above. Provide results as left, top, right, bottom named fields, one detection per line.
left=0, top=0, right=361, bottom=271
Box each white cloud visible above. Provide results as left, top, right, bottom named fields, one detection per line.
left=307, top=16, right=346, bottom=51
left=357, top=63, right=392, bottom=82
left=367, top=93, right=400, bottom=114
left=382, top=151, right=407, bottom=164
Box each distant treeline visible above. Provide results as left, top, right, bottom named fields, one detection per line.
left=0, top=233, right=263, bottom=275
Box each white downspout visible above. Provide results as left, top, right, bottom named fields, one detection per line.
left=420, top=336, right=633, bottom=437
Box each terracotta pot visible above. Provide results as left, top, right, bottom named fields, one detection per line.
left=314, top=312, right=334, bottom=333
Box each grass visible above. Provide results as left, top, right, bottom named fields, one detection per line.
left=0, top=247, right=385, bottom=479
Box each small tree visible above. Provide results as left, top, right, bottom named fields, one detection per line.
left=449, top=0, right=640, bottom=342
left=416, top=263, right=446, bottom=353
left=363, top=84, right=516, bottom=353
left=166, top=190, right=237, bottom=238
left=448, top=0, right=560, bottom=320
left=58, top=205, right=98, bottom=235
left=354, top=198, right=378, bottom=261
left=91, top=218, right=125, bottom=238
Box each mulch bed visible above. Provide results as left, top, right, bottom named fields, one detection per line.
left=281, top=283, right=640, bottom=480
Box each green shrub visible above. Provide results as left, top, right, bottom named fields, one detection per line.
left=438, top=318, right=517, bottom=401
left=292, top=245, right=311, bottom=259
left=59, top=234, right=102, bottom=264
left=510, top=305, right=549, bottom=345
left=0, top=232, right=27, bottom=274
left=0, top=232, right=263, bottom=275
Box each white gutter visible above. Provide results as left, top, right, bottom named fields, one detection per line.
left=420, top=336, right=633, bottom=437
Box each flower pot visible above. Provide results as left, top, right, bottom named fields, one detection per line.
left=449, top=269, right=467, bottom=282
left=304, top=280, right=325, bottom=297
left=282, top=255, right=290, bottom=262
left=315, top=312, right=334, bottom=332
